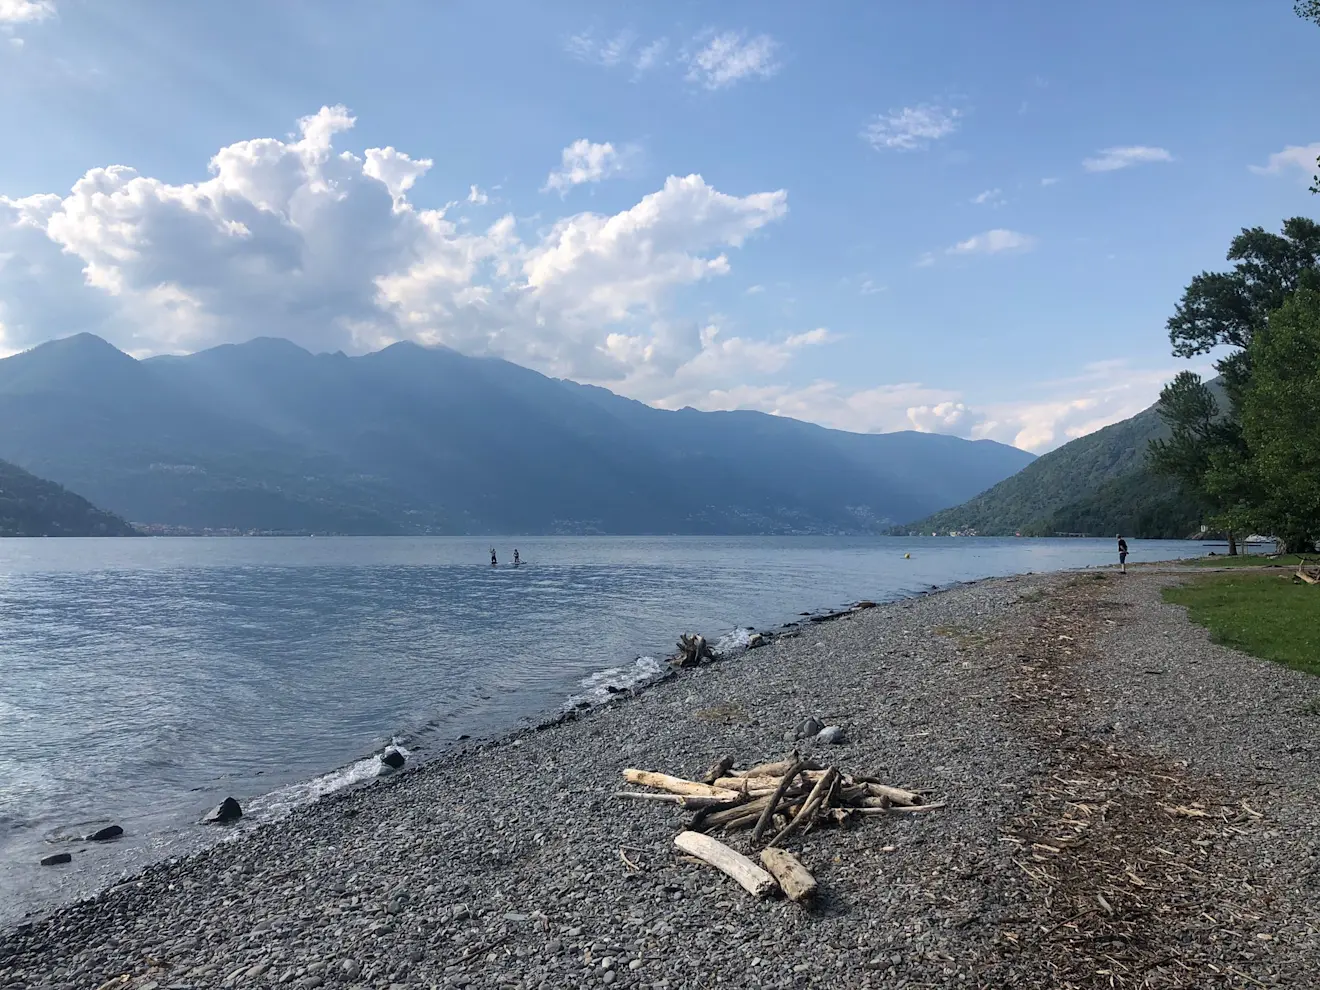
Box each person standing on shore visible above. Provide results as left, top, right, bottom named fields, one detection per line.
left=1117, top=535, right=1129, bottom=574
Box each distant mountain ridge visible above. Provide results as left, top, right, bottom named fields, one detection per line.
left=900, top=385, right=1219, bottom=538
left=0, top=457, right=136, bottom=537
left=0, top=334, right=1035, bottom=535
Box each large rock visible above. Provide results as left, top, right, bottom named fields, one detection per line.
left=40, top=852, right=72, bottom=866
left=86, top=825, right=124, bottom=842
left=203, top=797, right=243, bottom=825
left=380, top=747, right=406, bottom=770
left=793, top=717, right=824, bottom=741
left=816, top=725, right=845, bottom=745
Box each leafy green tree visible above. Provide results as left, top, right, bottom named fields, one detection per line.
left=1154, top=219, right=1320, bottom=550
left=1234, top=286, right=1320, bottom=552
left=1298, top=0, right=1320, bottom=26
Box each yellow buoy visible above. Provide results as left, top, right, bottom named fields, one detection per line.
left=904, top=553, right=911, bottom=559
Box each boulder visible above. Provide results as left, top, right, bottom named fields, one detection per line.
left=816, top=725, right=845, bottom=745
left=40, top=852, right=72, bottom=866
left=747, top=633, right=767, bottom=650
left=793, top=717, right=824, bottom=741
left=86, top=825, right=124, bottom=842
left=203, top=797, right=243, bottom=825
left=380, top=748, right=406, bottom=770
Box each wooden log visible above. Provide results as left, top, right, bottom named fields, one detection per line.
left=752, top=760, right=808, bottom=844
left=759, top=848, right=818, bottom=902
left=622, top=769, right=740, bottom=800
left=702, top=795, right=773, bottom=830
left=865, top=782, right=923, bottom=807
left=702, top=756, right=735, bottom=785
left=768, top=767, right=838, bottom=848
left=851, top=802, right=947, bottom=816
left=673, top=831, right=778, bottom=898
left=857, top=795, right=892, bottom=810
left=730, top=759, right=795, bottom=779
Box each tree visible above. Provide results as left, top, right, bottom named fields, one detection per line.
left=1235, top=286, right=1320, bottom=552
left=1153, top=219, right=1320, bottom=550
left=1298, top=0, right=1320, bottom=26
left=1149, top=372, right=1249, bottom=553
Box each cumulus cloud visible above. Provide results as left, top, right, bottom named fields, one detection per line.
left=0, top=105, right=788, bottom=385
left=543, top=139, right=626, bottom=195
left=907, top=401, right=984, bottom=435
left=466, top=184, right=489, bottom=205
left=684, top=31, right=780, bottom=89
left=1082, top=146, right=1174, bottom=172
left=0, top=0, right=54, bottom=23
left=862, top=104, right=962, bottom=152
left=1248, top=142, right=1320, bottom=183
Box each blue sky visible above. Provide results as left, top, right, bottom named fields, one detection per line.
left=0, top=0, right=1316, bottom=451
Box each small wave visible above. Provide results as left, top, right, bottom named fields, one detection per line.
left=713, top=627, right=754, bottom=656
left=565, top=656, right=664, bottom=710
left=247, top=740, right=411, bottom=820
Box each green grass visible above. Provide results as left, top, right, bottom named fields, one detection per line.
left=1163, top=573, right=1320, bottom=676
left=1187, top=553, right=1311, bottom=568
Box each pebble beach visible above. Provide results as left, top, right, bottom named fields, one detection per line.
left=3, top=567, right=1319, bottom=990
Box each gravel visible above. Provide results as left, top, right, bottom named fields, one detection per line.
left=3, top=567, right=1319, bottom=989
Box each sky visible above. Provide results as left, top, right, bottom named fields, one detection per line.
left=0, top=0, right=1316, bottom=453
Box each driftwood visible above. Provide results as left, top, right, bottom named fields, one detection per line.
left=751, top=760, right=809, bottom=844
left=769, top=767, right=839, bottom=847
left=674, top=831, right=777, bottom=898
left=673, top=634, right=714, bottom=668
left=614, top=791, right=739, bottom=809
left=622, top=769, right=739, bottom=800
left=1297, top=559, right=1319, bottom=585
left=702, top=756, right=735, bottom=784
left=760, top=848, right=818, bottom=902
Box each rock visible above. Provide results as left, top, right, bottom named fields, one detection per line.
left=793, top=717, right=824, bottom=740
left=380, top=748, right=405, bottom=770
left=203, top=797, right=243, bottom=825
left=40, top=852, right=72, bottom=866
left=340, top=959, right=361, bottom=979
left=747, top=632, right=767, bottom=649
left=86, top=825, right=124, bottom=842
left=816, top=725, right=845, bottom=745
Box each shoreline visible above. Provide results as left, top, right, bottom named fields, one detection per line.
left=7, top=563, right=1318, bottom=988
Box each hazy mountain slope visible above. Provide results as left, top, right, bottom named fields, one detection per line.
left=0, top=457, right=136, bottom=537
left=903, top=384, right=1220, bottom=537
left=0, top=334, right=1035, bottom=534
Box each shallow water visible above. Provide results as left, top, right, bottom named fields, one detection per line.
left=0, top=535, right=1198, bottom=924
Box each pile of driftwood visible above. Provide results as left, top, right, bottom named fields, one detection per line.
left=617, top=757, right=943, bottom=902
left=1295, top=558, right=1319, bottom=585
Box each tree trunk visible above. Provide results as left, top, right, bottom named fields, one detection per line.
left=1228, top=530, right=1238, bottom=556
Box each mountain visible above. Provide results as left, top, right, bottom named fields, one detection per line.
left=0, top=334, right=1035, bottom=535
left=0, top=457, right=137, bottom=537
left=900, top=386, right=1218, bottom=538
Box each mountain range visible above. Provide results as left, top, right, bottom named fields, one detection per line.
left=900, top=386, right=1214, bottom=539
left=0, top=334, right=1035, bottom=535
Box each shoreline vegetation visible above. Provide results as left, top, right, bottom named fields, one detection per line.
left=3, top=560, right=1319, bottom=988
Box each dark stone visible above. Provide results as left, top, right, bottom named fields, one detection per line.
left=794, top=717, right=824, bottom=740
left=40, top=852, right=72, bottom=866
left=86, top=825, right=124, bottom=842
left=380, top=748, right=405, bottom=770
left=203, top=797, right=243, bottom=825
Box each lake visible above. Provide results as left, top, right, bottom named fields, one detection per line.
left=0, top=535, right=1200, bottom=924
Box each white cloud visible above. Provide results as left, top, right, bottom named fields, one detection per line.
left=684, top=31, right=780, bottom=89
left=543, top=139, right=625, bottom=195
left=1248, top=142, right=1320, bottom=183
left=0, top=0, right=53, bottom=23
left=466, top=184, right=489, bottom=205
left=907, top=401, right=983, bottom=435
left=971, top=188, right=1004, bottom=207
left=862, top=104, right=962, bottom=152
left=1040, top=176, right=1060, bottom=186
left=564, top=30, right=666, bottom=75
left=859, top=278, right=884, bottom=296
left=1082, top=146, right=1174, bottom=172
left=0, top=106, right=788, bottom=390
left=947, top=229, right=1035, bottom=256
left=745, top=284, right=765, bottom=295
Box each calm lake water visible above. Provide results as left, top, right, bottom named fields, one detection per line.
left=0, top=535, right=1200, bottom=924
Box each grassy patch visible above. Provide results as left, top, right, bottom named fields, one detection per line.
left=1187, top=553, right=1311, bottom=569
left=1163, top=573, right=1320, bottom=676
